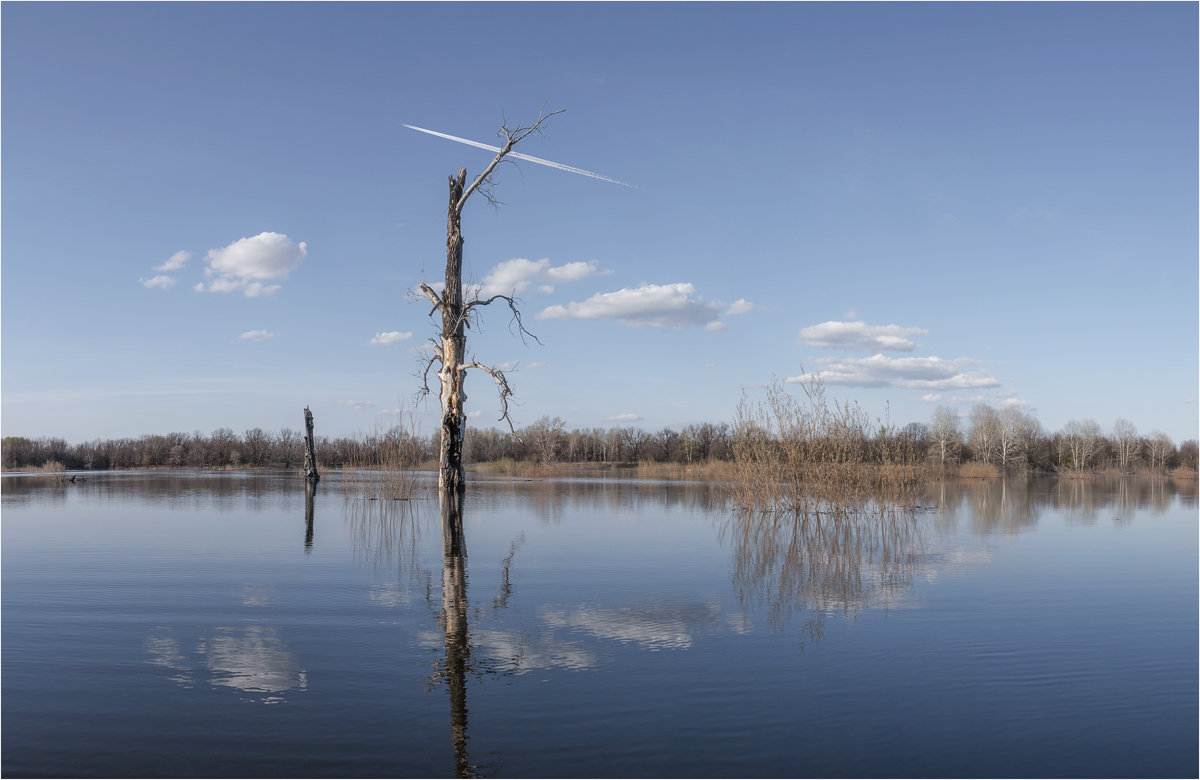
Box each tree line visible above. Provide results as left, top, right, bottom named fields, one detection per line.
left=1, top=405, right=1195, bottom=475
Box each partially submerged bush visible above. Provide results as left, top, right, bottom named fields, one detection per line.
left=729, top=377, right=930, bottom=514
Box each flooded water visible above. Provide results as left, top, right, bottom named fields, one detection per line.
left=2, top=471, right=1196, bottom=778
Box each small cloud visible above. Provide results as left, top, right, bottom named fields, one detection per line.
left=843, top=309, right=858, bottom=320
left=237, top=330, right=277, bottom=342
left=799, top=321, right=927, bottom=352
left=197, top=232, right=306, bottom=297
left=949, top=395, right=988, bottom=404
left=705, top=321, right=728, bottom=332
left=703, top=362, right=718, bottom=368
left=369, top=331, right=413, bottom=346
left=787, top=354, right=999, bottom=391
left=725, top=299, right=756, bottom=316
left=1000, top=397, right=1034, bottom=409
left=920, top=394, right=942, bottom=402
left=526, top=362, right=548, bottom=369
left=607, top=413, right=643, bottom=423
left=472, top=258, right=610, bottom=299
left=466, top=410, right=484, bottom=419
left=140, top=275, right=177, bottom=290
left=338, top=400, right=374, bottom=411
left=155, top=250, right=191, bottom=272
left=378, top=408, right=406, bottom=417
left=539, top=282, right=723, bottom=329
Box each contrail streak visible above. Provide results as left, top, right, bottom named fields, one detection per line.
left=404, top=124, right=636, bottom=188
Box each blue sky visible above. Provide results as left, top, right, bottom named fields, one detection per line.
left=3, top=2, right=1197, bottom=445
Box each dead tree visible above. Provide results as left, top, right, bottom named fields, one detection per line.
left=419, top=112, right=557, bottom=495
left=302, top=406, right=319, bottom=485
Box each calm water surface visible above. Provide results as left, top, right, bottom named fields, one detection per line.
left=3, top=471, right=1196, bottom=777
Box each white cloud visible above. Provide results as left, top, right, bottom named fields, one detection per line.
left=1000, top=397, right=1034, bottom=409
left=155, top=250, right=191, bottom=272
left=787, top=354, right=999, bottom=391
left=607, top=413, right=643, bottom=423
left=140, top=275, right=177, bottom=290
left=369, top=331, right=413, bottom=346
left=198, top=232, right=306, bottom=297
left=798, top=320, right=927, bottom=352
left=237, top=330, right=277, bottom=342
left=538, top=282, right=722, bottom=329
left=705, top=321, right=728, bottom=332
left=920, top=394, right=943, bottom=403
left=725, top=299, right=756, bottom=316
left=338, top=400, right=374, bottom=411
left=471, top=258, right=609, bottom=299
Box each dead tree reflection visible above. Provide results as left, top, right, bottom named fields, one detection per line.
left=342, top=487, right=520, bottom=777
left=304, top=481, right=316, bottom=553
left=439, top=490, right=475, bottom=777
left=721, top=503, right=927, bottom=643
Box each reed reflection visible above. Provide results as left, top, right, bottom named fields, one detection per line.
left=722, top=503, right=927, bottom=641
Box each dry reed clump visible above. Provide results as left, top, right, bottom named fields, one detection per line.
left=470, top=458, right=555, bottom=478
left=728, top=377, right=930, bottom=515
left=1170, top=465, right=1198, bottom=481
left=957, top=461, right=1001, bottom=479
left=340, top=423, right=424, bottom=501
left=36, top=460, right=67, bottom=474
left=633, top=460, right=737, bottom=482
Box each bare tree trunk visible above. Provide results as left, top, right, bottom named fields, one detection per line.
left=438, top=170, right=469, bottom=494
left=302, top=406, right=319, bottom=484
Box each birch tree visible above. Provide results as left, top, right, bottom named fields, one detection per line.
left=930, top=406, right=962, bottom=466
left=1111, top=418, right=1140, bottom=470
left=968, top=403, right=1001, bottom=465
left=418, top=112, right=559, bottom=494
left=998, top=406, right=1039, bottom=470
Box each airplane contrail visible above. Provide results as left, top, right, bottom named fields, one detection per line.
left=404, top=124, right=636, bottom=189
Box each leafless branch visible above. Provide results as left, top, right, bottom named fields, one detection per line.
left=461, top=293, right=542, bottom=346
left=419, top=352, right=442, bottom=397
left=461, top=361, right=516, bottom=433
left=419, top=282, right=444, bottom=316
left=456, top=109, right=565, bottom=213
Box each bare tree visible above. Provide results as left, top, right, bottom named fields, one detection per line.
left=930, top=406, right=962, bottom=466
left=968, top=403, right=1002, bottom=466
left=998, top=406, right=1039, bottom=470
left=419, top=111, right=561, bottom=494
left=1061, top=418, right=1102, bottom=471
left=1145, top=431, right=1174, bottom=470
left=1111, top=418, right=1140, bottom=471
